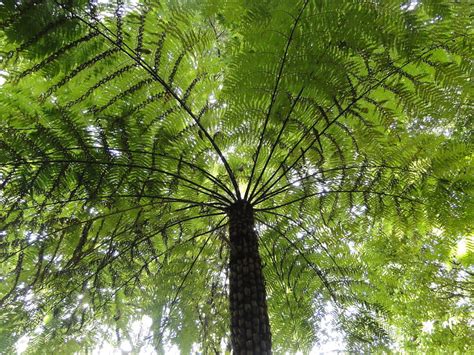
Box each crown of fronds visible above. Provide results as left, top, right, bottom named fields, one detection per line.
left=0, top=0, right=472, bottom=353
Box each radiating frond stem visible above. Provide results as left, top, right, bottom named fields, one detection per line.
left=54, top=1, right=242, bottom=200
left=253, top=39, right=459, bottom=202
left=156, top=221, right=225, bottom=342
left=244, top=0, right=309, bottom=201
left=259, top=236, right=282, bottom=280
left=1, top=200, right=223, bottom=268
left=0, top=202, right=156, bottom=263
left=255, top=189, right=422, bottom=213
left=256, top=209, right=347, bottom=279
left=66, top=213, right=225, bottom=287
left=0, top=159, right=232, bottom=204
left=256, top=217, right=338, bottom=303
left=0, top=252, right=24, bottom=307
left=248, top=85, right=305, bottom=203
left=16, top=31, right=100, bottom=80
left=0, top=194, right=226, bottom=214
left=172, top=203, right=224, bottom=213
left=252, top=164, right=422, bottom=205
left=111, top=217, right=227, bottom=301
left=45, top=212, right=226, bottom=315
left=0, top=137, right=236, bottom=200
left=89, top=211, right=225, bottom=261
left=259, top=236, right=297, bottom=316
left=315, top=44, right=456, bottom=139
left=9, top=143, right=236, bottom=201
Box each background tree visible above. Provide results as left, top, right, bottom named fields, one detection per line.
left=0, top=0, right=472, bottom=353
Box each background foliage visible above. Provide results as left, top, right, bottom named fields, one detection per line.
left=0, top=0, right=472, bottom=353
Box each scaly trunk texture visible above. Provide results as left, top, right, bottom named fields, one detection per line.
left=228, top=200, right=272, bottom=354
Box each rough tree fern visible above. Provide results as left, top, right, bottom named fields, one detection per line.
left=0, top=0, right=472, bottom=353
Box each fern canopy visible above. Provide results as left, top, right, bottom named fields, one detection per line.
left=0, top=0, right=472, bottom=353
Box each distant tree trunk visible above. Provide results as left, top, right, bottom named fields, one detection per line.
left=228, top=200, right=272, bottom=354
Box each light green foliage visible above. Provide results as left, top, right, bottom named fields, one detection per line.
left=0, top=0, right=472, bottom=353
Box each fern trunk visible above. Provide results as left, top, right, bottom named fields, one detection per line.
left=228, top=200, right=272, bottom=354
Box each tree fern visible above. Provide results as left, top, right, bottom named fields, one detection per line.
left=0, top=0, right=472, bottom=353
